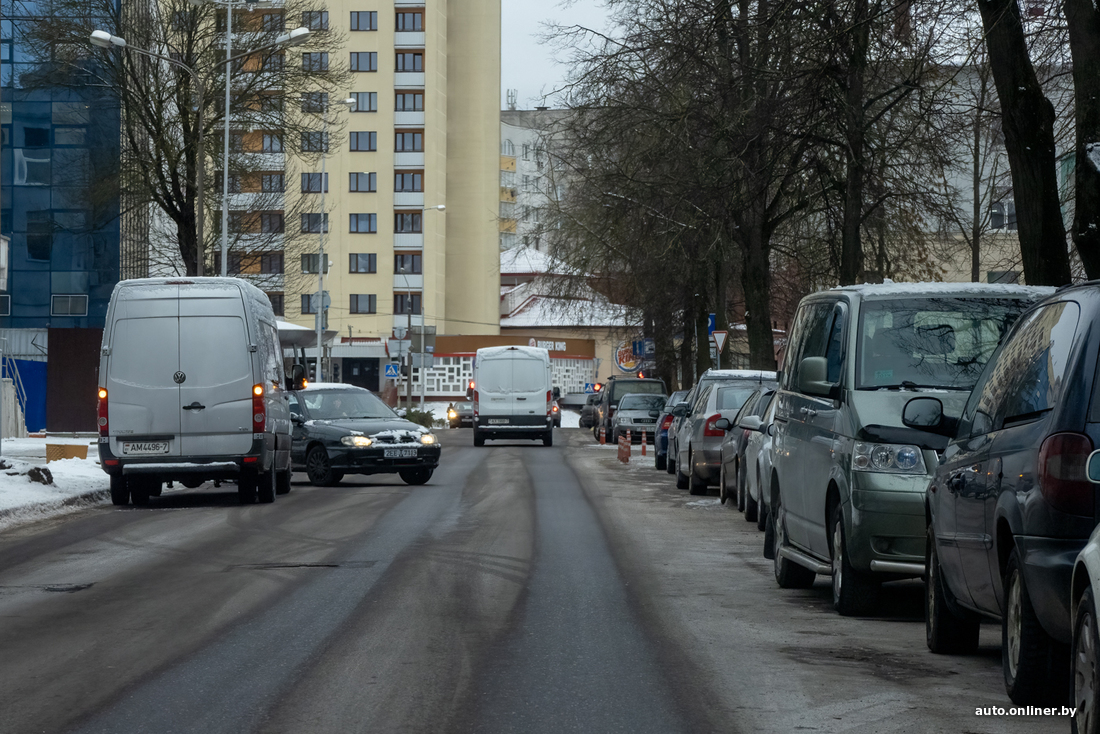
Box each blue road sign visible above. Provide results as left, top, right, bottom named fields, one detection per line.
left=585, top=383, right=597, bottom=393
left=708, top=313, right=716, bottom=335
left=384, top=363, right=400, bottom=378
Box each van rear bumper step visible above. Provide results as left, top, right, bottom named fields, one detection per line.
left=123, top=462, right=240, bottom=475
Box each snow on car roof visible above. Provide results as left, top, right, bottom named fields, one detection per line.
left=826, top=280, right=1054, bottom=299
left=298, top=382, right=371, bottom=391
left=701, top=369, right=778, bottom=381
left=476, top=345, right=550, bottom=360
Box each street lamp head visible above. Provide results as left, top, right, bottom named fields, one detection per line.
left=90, top=30, right=126, bottom=49
left=341, top=97, right=357, bottom=110
left=425, top=205, right=445, bottom=211
left=275, top=27, right=312, bottom=47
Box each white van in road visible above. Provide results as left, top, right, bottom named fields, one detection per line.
left=469, top=346, right=556, bottom=447
left=97, top=277, right=297, bottom=506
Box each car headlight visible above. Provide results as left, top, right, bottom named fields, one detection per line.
left=852, top=442, right=925, bottom=474
left=340, top=435, right=372, bottom=447
left=420, top=433, right=437, bottom=445
left=448, top=410, right=457, bottom=419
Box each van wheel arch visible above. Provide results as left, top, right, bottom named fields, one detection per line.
left=825, top=482, right=842, bottom=555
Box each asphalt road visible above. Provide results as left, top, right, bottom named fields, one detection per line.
left=0, top=428, right=1067, bottom=733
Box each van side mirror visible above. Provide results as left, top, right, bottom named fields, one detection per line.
left=286, top=364, right=307, bottom=391
left=1088, top=450, right=1100, bottom=483
left=903, top=396, right=959, bottom=438
left=798, top=356, right=839, bottom=399
left=553, top=386, right=561, bottom=399
left=466, top=385, right=474, bottom=400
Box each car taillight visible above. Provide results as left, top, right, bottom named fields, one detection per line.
left=1038, top=432, right=1094, bottom=515
left=97, top=387, right=108, bottom=437
left=660, top=415, right=674, bottom=430
left=704, top=413, right=724, bottom=437
left=252, top=383, right=265, bottom=433
left=547, top=390, right=553, bottom=417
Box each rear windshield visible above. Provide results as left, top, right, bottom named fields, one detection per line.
left=586, top=394, right=601, bottom=405
left=618, top=394, right=667, bottom=411
left=716, top=387, right=758, bottom=411
left=610, top=380, right=665, bottom=401
left=478, top=358, right=548, bottom=394
left=856, top=297, right=1027, bottom=390
left=302, top=390, right=395, bottom=420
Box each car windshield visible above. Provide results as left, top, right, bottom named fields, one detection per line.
left=716, top=386, right=759, bottom=411
left=303, top=390, right=396, bottom=420
left=455, top=402, right=472, bottom=410
left=618, top=394, right=667, bottom=411
left=856, top=297, right=1027, bottom=391
left=610, top=381, right=665, bottom=401
left=587, top=394, right=601, bottom=405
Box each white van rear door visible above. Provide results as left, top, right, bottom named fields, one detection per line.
left=177, top=299, right=254, bottom=457
left=509, top=357, right=547, bottom=419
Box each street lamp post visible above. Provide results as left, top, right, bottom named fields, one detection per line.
left=402, top=204, right=444, bottom=410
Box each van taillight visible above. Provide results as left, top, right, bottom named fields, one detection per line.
left=660, top=415, right=674, bottom=431
left=252, top=383, right=265, bottom=433
left=1038, top=432, right=1094, bottom=516
left=546, top=390, right=552, bottom=417
left=704, top=414, right=724, bottom=437
left=97, top=387, right=108, bottom=437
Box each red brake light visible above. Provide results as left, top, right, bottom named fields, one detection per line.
left=97, top=387, right=108, bottom=437
left=1038, top=432, right=1094, bottom=515
left=252, top=383, right=266, bottom=433
left=660, top=415, right=674, bottom=430
left=704, top=413, right=724, bottom=437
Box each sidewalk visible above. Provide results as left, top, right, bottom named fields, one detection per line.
left=0, top=437, right=109, bottom=531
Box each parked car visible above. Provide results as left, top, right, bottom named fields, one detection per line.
left=580, top=393, right=601, bottom=429
left=655, top=390, right=689, bottom=471
left=558, top=392, right=589, bottom=411
left=552, top=399, right=562, bottom=428
left=743, top=393, right=779, bottom=531
left=594, top=376, right=667, bottom=441
left=923, top=284, right=1100, bottom=705
left=674, top=379, right=769, bottom=495
left=716, top=387, right=777, bottom=517
left=447, top=401, right=474, bottom=428
left=768, top=282, right=1051, bottom=620
left=289, top=384, right=440, bottom=486
left=1071, top=518, right=1100, bottom=732
left=97, top=277, right=297, bottom=506
left=610, top=394, right=667, bottom=443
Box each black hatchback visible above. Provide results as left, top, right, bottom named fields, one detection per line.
left=289, top=384, right=441, bottom=486
left=917, top=284, right=1099, bottom=705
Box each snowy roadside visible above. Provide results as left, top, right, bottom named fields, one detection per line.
left=0, top=438, right=109, bottom=532
left=422, top=402, right=581, bottom=429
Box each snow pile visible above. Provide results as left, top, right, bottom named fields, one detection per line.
left=0, top=438, right=108, bottom=531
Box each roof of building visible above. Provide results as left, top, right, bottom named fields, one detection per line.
left=500, top=246, right=566, bottom=276
left=500, top=294, right=636, bottom=329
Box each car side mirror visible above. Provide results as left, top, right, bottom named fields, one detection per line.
left=286, top=364, right=307, bottom=391
left=902, top=396, right=959, bottom=438
left=766, top=423, right=776, bottom=437
left=672, top=403, right=689, bottom=417
left=740, top=416, right=763, bottom=432
left=466, top=386, right=474, bottom=400
left=649, top=409, right=660, bottom=418
left=1088, top=450, right=1100, bottom=483
left=291, top=413, right=304, bottom=424
left=553, top=386, right=561, bottom=399
left=714, top=417, right=732, bottom=431
left=395, top=408, right=407, bottom=417
left=798, top=356, right=838, bottom=398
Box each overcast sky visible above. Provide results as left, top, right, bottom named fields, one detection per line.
left=501, top=0, right=612, bottom=109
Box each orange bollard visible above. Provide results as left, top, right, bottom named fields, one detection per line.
left=600, top=426, right=606, bottom=445
left=641, top=430, right=647, bottom=456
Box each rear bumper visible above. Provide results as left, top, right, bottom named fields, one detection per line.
left=1015, top=535, right=1086, bottom=644
left=99, top=434, right=277, bottom=483
left=475, top=415, right=551, bottom=439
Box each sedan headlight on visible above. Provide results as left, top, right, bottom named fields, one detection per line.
left=852, top=442, right=925, bottom=475
left=447, top=409, right=457, bottom=419
left=419, top=433, right=437, bottom=445
left=340, top=435, right=373, bottom=447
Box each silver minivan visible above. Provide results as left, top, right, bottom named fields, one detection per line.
left=768, top=282, right=1050, bottom=615
left=97, top=277, right=296, bottom=506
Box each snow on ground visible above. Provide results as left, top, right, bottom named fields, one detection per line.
left=424, top=402, right=581, bottom=429
left=0, top=437, right=109, bottom=531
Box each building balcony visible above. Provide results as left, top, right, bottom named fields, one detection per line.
left=393, top=233, right=424, bottom=249
left=394, top=31, right=425, bottom=47
left=225, top=192, right=284, bottom=209
left=394, top=191, right=425, bottom=207
left=499, top=186, right=517, bottom=203
left=394, top=71, right=425, bottom=88
left=499, top=218, right=517, bottom=233
left=393, top=273, right=423, bottom=290
left=395, top=151, right=424, bottom=167
left=394, top=111, right=425, bottom=127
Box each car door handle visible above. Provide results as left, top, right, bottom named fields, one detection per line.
left=182, top=402, right=206, bottom=411
left=800, top=407, right=817, bottom=418
left=517, top=397, right=527, bottom=401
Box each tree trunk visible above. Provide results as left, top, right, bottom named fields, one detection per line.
left=1066, top=0, right=1100, bottom=279
left=679, top=303, right=696, bottom=389
left=695, top=308, right=711, bottom=380
left=839, top=0, right=870, bottom=286
left=972, top=90, right=983, bottom=283
left=741, top=213, right=777, bottom=371
left=977, top=0, right=1071, bottom=285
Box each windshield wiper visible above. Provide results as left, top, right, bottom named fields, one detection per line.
left=857, top=381, right=968, bottom=391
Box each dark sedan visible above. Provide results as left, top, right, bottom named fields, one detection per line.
left=448, top=401, right=474, bottom=428
left=289, top=385, right=441, bottom=486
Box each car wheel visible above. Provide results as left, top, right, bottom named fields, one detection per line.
left=305, top=446, right=336, bottom=487
left=736, top=462, right=746, bottom=512
left=237, top=473, right=258, bottom=504
left=675, top=451, right=689, bottom=490
left=276, top=467, right=292, bottom=496
left=925, top=525, right=979, bottom=653
left=474, top=430, right=485, bottom=447
left=773, top=493, right=815, bottom=588
left=745, top=484, right=759, bottom=523
left=610, top=428, right=620, bottom=445
left=830, top=504, right=878, bottom=616
left=718, top=463, right=729, bottom=504
left=129, top=480, right=152, bottom=506
left=763, top=505, right=776, bottom=560
left=688, top=450, right=707, bottom=495
left=1003, top=546, right=1068, bottom=705
left=110, top=475, right=130, bottom=506
left=399, top=468, right=433, bottom=485
left=665, top=443, right=676, bottom=474
left=656, top=451, right=667, bottom=471
left=1075, top=586, right=1100, bottom=734
left=543, top=430, right=553, bottom=447
left=756, top=499, right=768, bottom=532
left=258, top=468, right=276, bottom=504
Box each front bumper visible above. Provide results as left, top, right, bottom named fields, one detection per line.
left=323, top=443, right=441, bottom=475
left=1015, top=535, right=1086, bottom=644
left=847, top=477, right=929, bottom=576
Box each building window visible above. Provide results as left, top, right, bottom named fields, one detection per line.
left=51, top=294, right=88, bottom=317
left=261, top=173, right=285, bottom=193
left=0, top=295, right=10, bottom=317
left=350, top=213, right=377, bottom=233
left=301, top=213, right=329, bottom=233
left=302, top=52, right=329, bottom=72
left=350, top=253, right=377, bottom=273
left=261, top=13, right=283, bottom=32
left=396, top=52, right=423, bottom=72
left=260, top=94, right=284, bottom=113
left=301, top=253, right=330, bottom=273
left=395, top=171, right=423, bottom=192
left=396, top=92, right=423, bottom=111
left=991, top=199, right=1017, bottom=231
left=301, top=172, right=329, bottom=193
left=395, top=212, right=422, bottom=233
left=396, top=11, right=423, bottom=30
left=394, top=293, right=422, bottom=315
left=216, top=172, right=241, bottom=193
left=300, top=293, right=317, bottom=314
left=301, top=131, right=328, bottom=152
left=351, top=92, right=377, bottom=112
left=395, top=253, right=422, bottom=274
left=302, top=11, right=328, bottom=30
left=395, top=131, right=423, bottom=151
left=351, top=52, right=378, bottom=72
left=501, top=139, right=515, bottom=156
left=350, top=11, right=378, bottom=30
left=350, top=294, right=377, bottom=314
left=26, top=210, right=52, bottom=261
left=266, top=292, right=284, bottom=316
left=301, top=92, right=328, bottom=113
left=350, top=172, right=377, bottom=192
left=260, top=212, right=285, bottom=233
left=262, top=133, right=284, bottom=152
left=350, top=132, right=377, bottom=151
left=261, top=53, right=285, bottom=72
left=987, top=270, right=1021, bottom=284
left=259, top=252, right=284, bottom=273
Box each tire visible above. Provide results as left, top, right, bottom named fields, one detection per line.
left=110, top=475, right=129, bottom=506
left=675, top=452, right=689, bottom=490
left=238, top=473, right=258, bottom=504
left=656, top=452, right=667, bottom=471
left=687, top=450, right=707, bottom=495
left=763, top=507, right=776, bottom=560
left=400, top=468, right=433, bottom=485
left=275, top=467, right=292, bottom=496
left=830, top=504, right=879, bottom=616
left=305, top=446, right=336, bottom=487
left=665, top=443, right=676, bottom=474
left=756, top=498, right=768, bottom=532
left=926, top=526, right=980, bottom=654
left=543, top=430, right=553, bottom=447
left=745, top=484, right=759, bottom=523
left=1074, top=586, right=1100, bottom=734
left=736, top=462, right=746, bottom=512
left=773, top=493, right=816, bottom=588
left=718, top=463, right=730, bottom=505
left=1003, top=546, right=1068, bottom=705
left=130, top=480, right=151, bottom=506
left=257, top=468, right=276, bottom=504
left=474, top=430, right=485, bottom=447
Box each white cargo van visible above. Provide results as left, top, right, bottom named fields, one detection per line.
left=97, top=277, right=298, bottom=505
left=469, top=346, right=556, bottom=446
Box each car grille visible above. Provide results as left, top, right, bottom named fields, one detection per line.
left=371, top=431, right=421, bottom=444
left=633, top=418, right=656, bottom=424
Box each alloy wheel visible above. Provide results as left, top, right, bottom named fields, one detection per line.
left=832, top=520, right=844, bottom=602
left=1006, top=570, right=1023, bottom=679
left=1077, top=608, right=1098, bottom=734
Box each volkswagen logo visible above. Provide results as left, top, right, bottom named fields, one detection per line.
left=173, top=371, right=186, bottom=384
